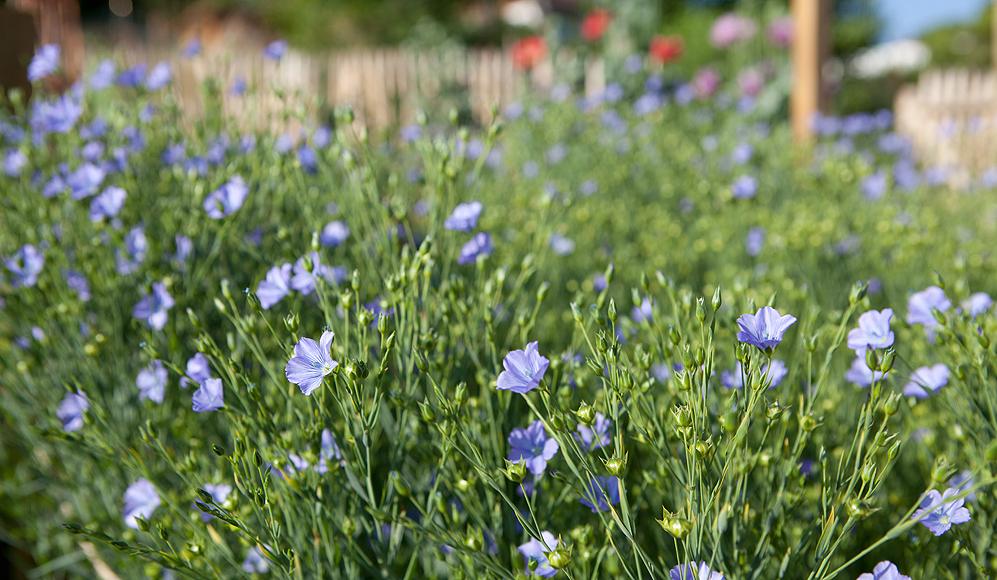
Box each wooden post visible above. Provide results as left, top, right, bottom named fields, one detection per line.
left=0, top=6, right=37, bottom=103
left=791, top=0, right=831, bottom=142
left=992, top=1, right=997, bottom=68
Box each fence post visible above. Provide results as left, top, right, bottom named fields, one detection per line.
left=791, top=0, right=831, bottom=142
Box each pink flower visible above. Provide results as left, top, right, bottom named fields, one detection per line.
left=710, top=13, right=757, bottom=48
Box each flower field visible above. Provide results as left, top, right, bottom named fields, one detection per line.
left=1, top=28, right=997, bottom=580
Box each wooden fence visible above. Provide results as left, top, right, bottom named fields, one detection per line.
left=109, top=46, right=604, bottom=133
left=894, top=69, right=997, bottom=181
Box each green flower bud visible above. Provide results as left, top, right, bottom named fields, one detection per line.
left=607, top=299, right=617, bottom=324
left=711, top=286, right=723, bottom=312
left=575, top=402, right=596, bottom=426
left=879, top=349, right=895, bottom=373
left=504, top=460, right=528, bottom=483
left=605, top=454, right=627, bottom=476
left=849, top=281, right=868, bottom=306
left=695, top=298, right=706, bottom=324
left=547, top=547, right=571, bottom=570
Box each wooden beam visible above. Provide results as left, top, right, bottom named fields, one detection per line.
left=791, top=0, right=831, bottom=142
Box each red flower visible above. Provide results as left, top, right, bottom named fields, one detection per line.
left=581, top=9, right=612, bottom=42
left=512, top=36, right=547, bottom=71
left=649, top=35, right=684, bottom=65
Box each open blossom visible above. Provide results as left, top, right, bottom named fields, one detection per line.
left=181, top=352, right=212, bottom=387
left=204, top=176, right=248, bottom=219
left=903, top=364, right=949, bottom=399
left=693, top=68, right=721, bottom=98
left=649, top=35, right=683, bottom=64
left=710, top=13, right=757, bottom=48
left=123, top=479, right=161, bottom=529
left=731, top=175, right=757, bottom=199
left=962, top=292, right=992, bottom=317
left=28, top=44, right=60, bottom=81
left=907, top=286, right=951, bottom=330
left=721, top=360, right=787, bottom=389
left=767, top=16, right=793, bottom=48
left=670, top=562, right=725, bottom=580
left=285, top=331, right=338, bottom=395
left=30, top=93, right=82, bottom=135
left=497, top=342, right=549, bottom=394
left=857, top=561, right=910, bottom=580
left=56, top=392, right=89, bottom=432
left=575, top=412, right=611, bottom=451
left=257, top=263, right=292, bottom=309
left=136, top=360, right=168, bottom=404
left=458, top=232, right=493, bottom=264
left=508, top=420, right=559, bottom=476
left=549, top=233, right=575, bottom=256
left=736, top=306, right=797, bottom=351
left=581, top=9, right=612, bottom=42
left=145, top=62, right=172, bottom=90
left=315, top=428, right=345, bottom=473
left=845, top=356, right=889, bottom=387
left=4, top=149, right=26, bottom=177
left=64, top=269, right=90, bottom=301
left=192, top=378, right=224, bottom=412
left=511, top=36, right=546, bottom=71
left=518, top=531, right=558, bottom=578
left=580, top=476, right=620, bottom=513
left=847, top=308, right=894, bottom=355
left=6, top=244, right=45, bottom=288
left=264, top=40, right=288, bottom=61
left=320, top=220, right=350, bottom=247
left=444, top=201, right=483, bottom=231
left=89, top=186, right=126, bottom=222
left=133, top=282, right=174, bottom=331
left=913, top=488, right=971, bottom=536
left=290, top=252, right=341, bottom=295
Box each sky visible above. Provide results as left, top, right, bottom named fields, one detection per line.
left=875, top=0, right=992, bottom=42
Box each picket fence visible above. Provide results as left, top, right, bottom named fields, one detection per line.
left=109, top=46, right=606, bottom=133
left=894, top=69, right=997, bottom=180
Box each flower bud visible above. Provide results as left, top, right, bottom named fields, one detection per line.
left=548, top=547, right=571, bottom=570
left=711, top=286, right=722, bottom=312
left=849, top=281, right=868, bottom=306
left=607, top=299, right=617, bottom=323
left=695, top=298, right=706, bottom=324
left=504, top=460, right=528, bottom=483
left=575, top=402, right=596, bottom=426
left=882, top=392, right=901, bottom=416
left=673, top=405, right=693, bottom=428
left=879, top=349, right=895, bottom=373
left=605, top=454, right=627, bottom=476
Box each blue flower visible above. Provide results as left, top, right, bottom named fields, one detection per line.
left=89, top=60, right=116, bottom=89
left=907, top=286, right=951, bottom=332
left=580, top=475, right=620, bottom=513
left=28, top=44, right=60, bottom=81
left=508, top=420, right=559, bottom=476
left=497, top=342, right=549, bottom=394
left=117, top=226, right=148, bottom=275
left=264, top=40, right=288, bottom=61
left=458, top=232, right=493, bottom=265
left=3, top=149, right=26, bottom=177
left=549, top=233, right=575, bottom=256
left=575, top=412, right=611, bottom=451
left=444, top=201, right=483, bottom=231
left=731, top=175, right=757, bottom=199
left=89, top=186, right=126, bottom=222
left=204, top=176, right=248, bottom=219
left=298, top=145, right=318, bottom=173
left=5, top=244, right=45, bottom=288
left=30, top=94, right=82, bottom=135
left=913, top=488, right=971, bottom=536
left=68, top=163, right=106, bottom=200
left=117, top=64, right=146, bottom=87
left=257, top=263, right=292, bottom=309
left=721, top=360, right=787, bottom=389
left=230, top=76, right=248, bottom=97
left=137, top=360, right=168, bottom=404
left=631, top=298, right=653, bottom=324
left=285, top=331, right=338, bottom=395
left=145, top=62, right=172, bottom=90
left=669, top=562, right=725, bottom=580
left=56, top=391, right=89, bottom=432
left=845, top=356, right=888, bottom=388
left=961, top=292, right=992, bottom=318
left=517, top=531, right=558, bottom=578
left=181, top=352, right=213, bottom=388
left=291, top=252, right=339, bottom=295
left=123, top=478, right=161, bottom=529
left=315, top=428, right=345, bottom=473
left=857, top=561, right=911, bottom=580
left=64, top=269, right=90, bottom=301
left=903, top=364, right=949, bottom=399
left=192, top=378, right=224, bottom=413
left=320, top=221, right=350, bottom=247
left=242, top=546, right=270, bottom=574
left=948, top=471, right=977, bottom=502
left=133, top=282, right=174, bottom=331
left=862, top=171, right=888, bottom=200
left=174, top=235, right=193, bottom=266
left=736, top=306, right=797, bottom=351
left=183, top=39, right=202, bottom=58
left=745, top=227, right=765, bottom=256
left=847, top=308, right=894, bottom=355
